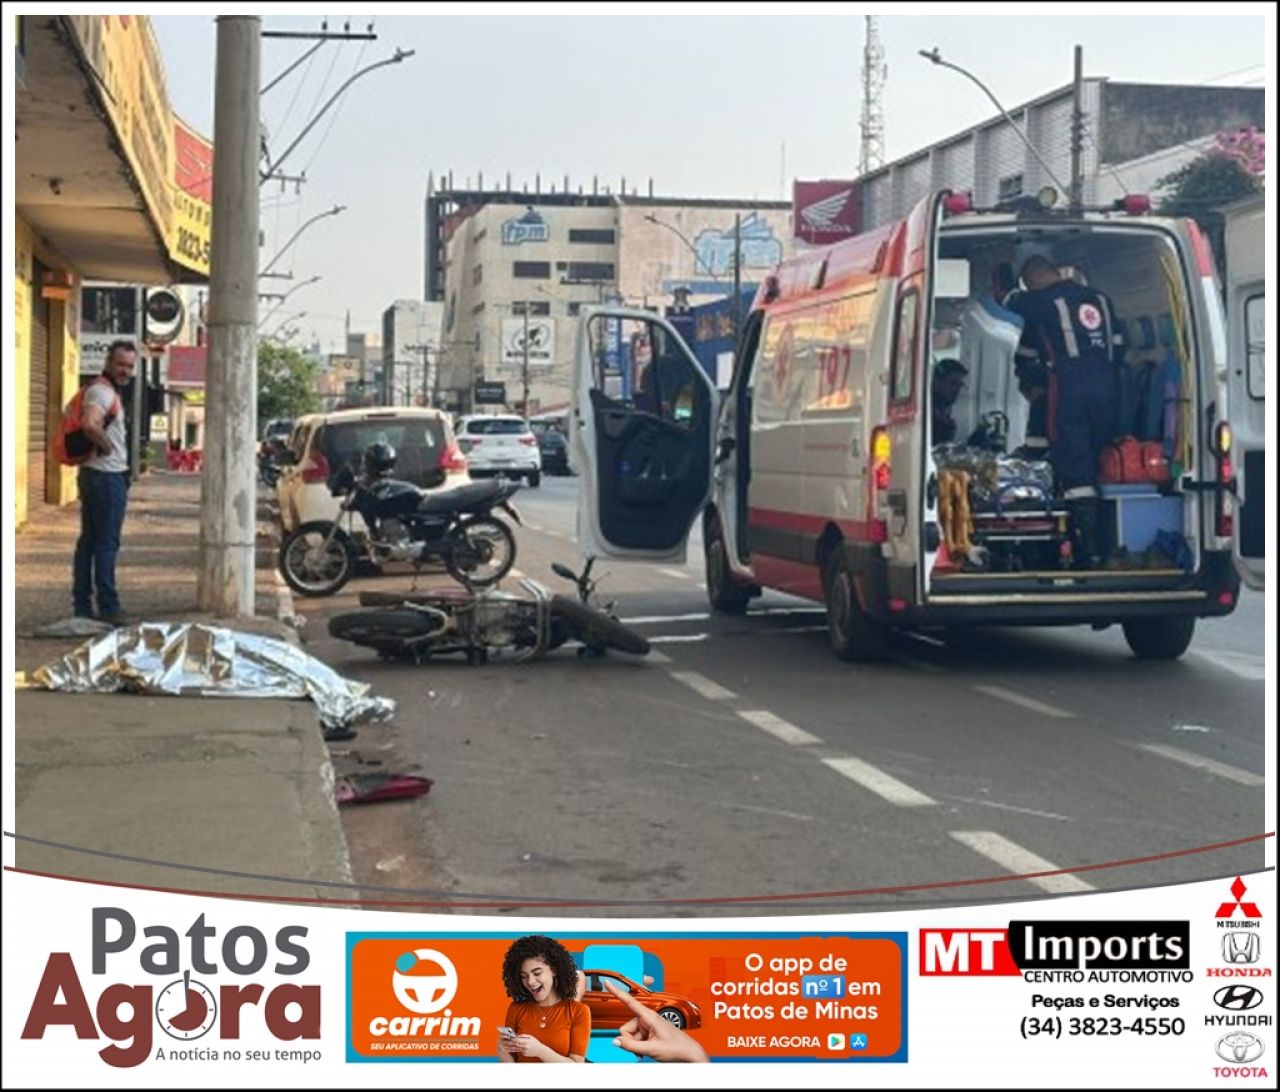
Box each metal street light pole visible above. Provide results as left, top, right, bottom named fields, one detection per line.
left=259, top=48, right=415, bottom=181
left=643, top=213, right=724, bottom=284
left=918, top=48, right=1071, bottom=198
left=258, top=274, right=320, bottom=324
left=260, top=205, right=345, bottom=276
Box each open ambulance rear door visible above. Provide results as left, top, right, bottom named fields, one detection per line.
left=1222, top=197, right=1265, bottom=590
left=569, top=308, right=719, bottom=562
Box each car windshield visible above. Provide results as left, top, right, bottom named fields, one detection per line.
left=466, top=419, right=527, bottom=435
left=319, top=418, right=446, bottom=486
left=539, top=431, right=565, bottom=446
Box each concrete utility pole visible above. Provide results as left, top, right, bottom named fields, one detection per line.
left=1069, top=45, right=1085, bottom=211
left=521, top=304, right=531, bottom=416
left=199, top=16, right=261, bottom=617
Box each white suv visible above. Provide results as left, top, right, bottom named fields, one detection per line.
left=457, top=415, right=542, bottom=487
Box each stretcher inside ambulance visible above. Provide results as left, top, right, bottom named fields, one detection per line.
left=569, top=192, right=1242, bottom=663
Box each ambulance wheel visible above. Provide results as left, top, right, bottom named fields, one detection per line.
left=825, top=553, right=887, bottom=662
left=705, top=520, right=750, bottom=614
left=1122, top=616, right=1195, bottom=660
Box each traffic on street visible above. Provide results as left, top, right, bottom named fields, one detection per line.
left=297, top=475, right=1266, bottom=915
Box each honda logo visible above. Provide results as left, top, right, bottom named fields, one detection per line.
left=1214, top=985, right=1265, bottom=1011
left=1222, top=931, right=1262, bottom=964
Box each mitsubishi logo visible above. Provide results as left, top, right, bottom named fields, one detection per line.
left=1217, top=877, right=1263, bottom=920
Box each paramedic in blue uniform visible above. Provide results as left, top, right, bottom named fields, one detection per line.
left=1006, top=255, right=1120, bottom=567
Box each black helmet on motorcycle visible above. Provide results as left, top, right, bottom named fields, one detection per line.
left=362, top=441, right=397, bottom=477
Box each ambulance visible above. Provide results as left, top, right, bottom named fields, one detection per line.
left=569, top=191, right=1245, bottom=662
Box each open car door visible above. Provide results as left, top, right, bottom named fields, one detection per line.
left=1223, top=198, right=1265, bottom=590
left=570, top=308, right=717, bottom=562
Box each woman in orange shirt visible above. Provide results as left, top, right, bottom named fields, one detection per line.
left=496, top=935, right=590, bottom=1063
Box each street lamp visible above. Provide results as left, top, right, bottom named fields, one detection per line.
left=260, top=48, right=416, bottom=181
left=260, top=205, right=346, bottom=276
left=258, top=274, right=321, bottom=327
left=918, top=48, right=1071, bottom=199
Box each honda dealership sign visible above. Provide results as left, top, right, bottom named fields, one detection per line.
left=794, top=179, right=862, bottom=245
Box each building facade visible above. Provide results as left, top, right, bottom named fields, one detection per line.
left=380, top=299, right=445, bottom=406
left=856, top=80, right=1263, bottom=228
left=14, top=14, right=211, bottom=525
left=426, top=185, right=792, bottom=414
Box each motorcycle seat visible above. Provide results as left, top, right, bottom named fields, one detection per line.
left=416, top=479, right=508, bottom=514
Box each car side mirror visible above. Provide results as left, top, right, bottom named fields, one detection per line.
left=716, top=436, right=736, bottom=463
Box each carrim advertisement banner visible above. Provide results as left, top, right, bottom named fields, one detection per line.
left=1, top=869, right=1274, bottom=1086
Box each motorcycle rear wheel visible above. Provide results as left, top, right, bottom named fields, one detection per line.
left=328, top=608, right=445, bottom=653
left=446, top=516, right=517, bottom=586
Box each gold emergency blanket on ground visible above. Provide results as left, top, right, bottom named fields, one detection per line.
left=32, top=623, right=395, bottom=731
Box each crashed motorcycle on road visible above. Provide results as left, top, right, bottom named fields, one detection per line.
left=278, top=441, right=521, bottom=597
left=328, top=557, right=650, bottom=663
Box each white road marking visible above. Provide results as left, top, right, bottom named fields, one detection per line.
left=973, top=685, right=1075, bottom=720
left=649, top=633, right=710, bottom=645
left=658, top=567, right=692, bottom=581
left=950, top=831, right=1096, bottom=893
left=647, top=651, right=673, bottom=664
left=624, top=611, right=712, bottom=625
left=949, top=797, right=1074, bottom=822
left=622, top=607, right=823, bottom=626
left=526, top=523, right=545, bottom=532
left=1137, top=743, right=1264, bottom=787
left=820, top=755, right=936, bottom=807
left=1172, top=724, right=1212, bottom=733
left=670, top=671, right=738, bottom=702
left=1192, top=649, right=1267, bottom=681
left=902, top=631, right=947, bottom=648
left=738, top=709, right=823, bottom=746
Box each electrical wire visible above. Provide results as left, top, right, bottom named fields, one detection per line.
left=300, top=35, right=371, bottom=175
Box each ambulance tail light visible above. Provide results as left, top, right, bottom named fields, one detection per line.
left=1213, top=421, right=1234, bottom=539
left=871, top=426, right=892, bottom=493
left=942, top=192, right=973, bottom=215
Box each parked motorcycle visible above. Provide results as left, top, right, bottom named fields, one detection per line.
left=278, top=441, right=521, bottom=597
left=327, top=557, right=650, bottom=662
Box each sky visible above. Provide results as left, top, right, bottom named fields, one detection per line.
left=149, top=4, right=1273, bottom=352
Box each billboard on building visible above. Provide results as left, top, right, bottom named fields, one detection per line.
left=64, top=16, right=213, bottom=278
left=500, top=318, right=555, bottom=370
left=171, top=116, right=213, bottom=276
left=616, top=205, right=793, bottom=304
left=793, top=179, right=862, bottom=245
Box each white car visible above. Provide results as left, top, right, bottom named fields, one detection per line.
left=275, top=407, right=469, bottom=533
left=457, top=415, right=542, bottom=487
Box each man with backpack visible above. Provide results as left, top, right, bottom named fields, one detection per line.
left=68, top=340, right=137, bottom=623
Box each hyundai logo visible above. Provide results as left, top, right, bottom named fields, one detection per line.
left=1215, top=1032, right=1265, bottom=1063
left=1214, top=985, right=1265, bottom=1011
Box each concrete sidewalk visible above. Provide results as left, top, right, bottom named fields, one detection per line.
left=11, top=471, right=354, bottom=899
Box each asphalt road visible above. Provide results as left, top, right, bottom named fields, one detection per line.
left=296, top=475, right=1268, bottom=916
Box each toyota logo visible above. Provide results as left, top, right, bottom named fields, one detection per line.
left=1214, top=985, right=1264, bottom=1011
left=1215, top=1032, right=1265, bottom=1064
